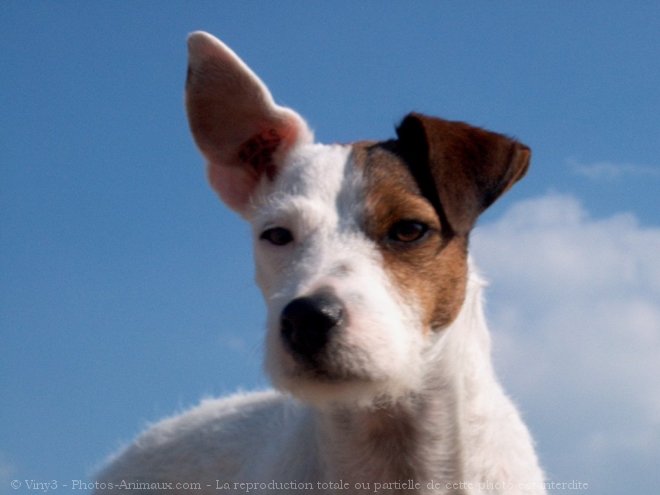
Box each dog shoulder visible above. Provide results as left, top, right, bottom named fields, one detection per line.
left=95, top=389, right=308, bottom=491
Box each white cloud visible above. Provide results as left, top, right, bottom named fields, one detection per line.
left=472, top=193, right=660, bottom=494
left=568, top=158, right=660, bottom=181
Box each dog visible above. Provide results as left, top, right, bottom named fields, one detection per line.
left=96, top=31, right=546, bottom=494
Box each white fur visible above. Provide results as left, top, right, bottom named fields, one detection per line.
left=96, top=31, right=546, bottom=494
left=251, top=144, right=426, bottom=406
left=97, top=145, right=545, bottom=494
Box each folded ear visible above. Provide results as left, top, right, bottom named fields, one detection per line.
left=185, top=32, right=313, bottom=215
left=396, top=113, right=530, bottom=236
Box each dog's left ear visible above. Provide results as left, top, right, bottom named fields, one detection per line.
left=396, top=113, right=530, bottom=236
left=185, top=32, right=313, bottom=216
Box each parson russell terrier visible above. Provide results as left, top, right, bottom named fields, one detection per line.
left=96, top=32, right=546, bottom=494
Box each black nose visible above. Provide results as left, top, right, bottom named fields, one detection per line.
left=280, top=291, right=345, bottom=360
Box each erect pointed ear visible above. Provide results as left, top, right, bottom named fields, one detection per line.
left=395, top=112, right=530, bottom=236
left=185, top=32, right=313, bottom=215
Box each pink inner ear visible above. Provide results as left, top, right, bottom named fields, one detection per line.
left=186, top=32, right=314, bottom=215
left=237, top=128, right=283, bottom=181
left=207, top=163, right=256, bottom=214
left=208, top=115, right=306, bottom=215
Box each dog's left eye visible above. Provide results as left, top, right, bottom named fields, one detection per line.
left=387, top=220, right=429, bottom=244
left=260, top=227, right=294, bottom=246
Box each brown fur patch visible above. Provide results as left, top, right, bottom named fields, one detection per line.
left=352, top=142, right=468, bottom=332
left=396, top=113, right=530, bottom=235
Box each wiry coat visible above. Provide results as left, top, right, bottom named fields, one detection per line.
left=96, top=32, right=546, bottom=494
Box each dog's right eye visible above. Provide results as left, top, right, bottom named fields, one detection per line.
left=260, top=227, right=294, bottom=246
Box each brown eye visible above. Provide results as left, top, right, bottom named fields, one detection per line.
left=260, top=227, right=293, bottom=246
left=387, top=220, right=429, bottom=244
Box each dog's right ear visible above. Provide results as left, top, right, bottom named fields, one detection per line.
left=185, top=32, right=313, bottom=215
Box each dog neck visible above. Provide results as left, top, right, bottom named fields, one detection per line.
left=313, top=270, right=496, bottom=493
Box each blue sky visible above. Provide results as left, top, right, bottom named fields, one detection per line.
left=2, top=2, right=659, bottom=493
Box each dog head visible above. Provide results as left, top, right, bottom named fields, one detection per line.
left=186, top=32, right=530, bottom=406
